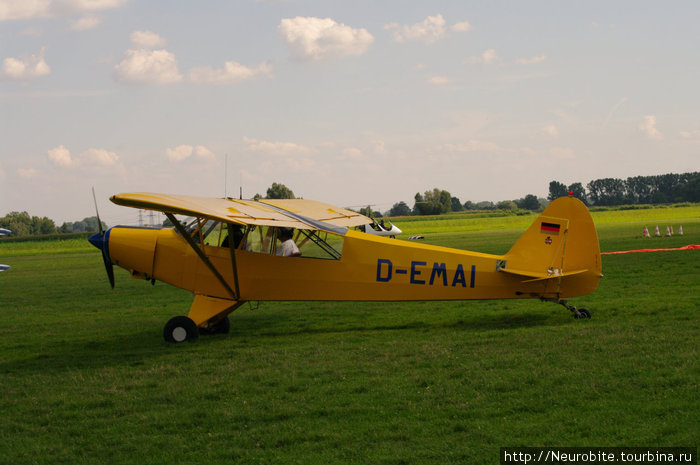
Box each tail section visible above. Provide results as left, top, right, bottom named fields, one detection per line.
left=501, top=196, right=601, bottom=298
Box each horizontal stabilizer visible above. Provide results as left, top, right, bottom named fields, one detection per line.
left=498, top=268, right=588, bottom=283
left=498, top=267, right=589, bottom=282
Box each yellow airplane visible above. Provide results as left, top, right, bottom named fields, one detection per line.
left=89, top=192, right=601, bottom=343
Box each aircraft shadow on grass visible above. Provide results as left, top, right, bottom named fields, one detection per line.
left=0, top=311, right=564, bottom=376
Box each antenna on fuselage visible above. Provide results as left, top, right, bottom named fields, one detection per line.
left=224, top=153, right=228, bottom=198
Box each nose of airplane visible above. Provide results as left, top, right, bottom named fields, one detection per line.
left=88, top=231, right=104, bottom=250
left=89, top=228, right=115, bottom=288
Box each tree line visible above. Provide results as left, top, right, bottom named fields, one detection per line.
left=0, top=211, right=105, bottom=237
left=386, top=171, right=698, bottom=217
left=548, top=172, right=698, bottom=206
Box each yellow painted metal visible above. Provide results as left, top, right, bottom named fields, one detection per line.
left=104, top=195, right=601, bottom=327
left=187, top=294, right=239, bottom=326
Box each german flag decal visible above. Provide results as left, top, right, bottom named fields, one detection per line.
left=541, top=222, right=561, bottom=235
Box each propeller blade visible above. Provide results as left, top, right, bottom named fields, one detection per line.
left=92, top=186, right=104, bottom=235
left=103, top=250, right=115, bottom=289
left=89, top=188, right=114, bottom=288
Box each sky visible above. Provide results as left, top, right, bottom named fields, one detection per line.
left=1, top=0, right=699, bottom=226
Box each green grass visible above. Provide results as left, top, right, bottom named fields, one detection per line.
left=0, top=206, right=698, bottom=464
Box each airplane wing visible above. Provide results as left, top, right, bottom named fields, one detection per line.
left=110, top=193, right=371, bottom=231
left=258, top=199, right=371, bottom=228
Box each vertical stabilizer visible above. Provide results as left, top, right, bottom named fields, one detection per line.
left=502, top=196, right=601, bottom=298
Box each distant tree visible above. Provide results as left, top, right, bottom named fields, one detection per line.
left=548, top=181, right=568, bottom=201
left=0, top=211, right=56, bottom=236
left=474, top=201, right=495, bottom=210
left=359, top=206, right=381, bottom=218
left=676, top=174, right=700, bottom=202
left=387, top=201, right=412, bottom=217
left=266, top=182, right=295, bottom=199
left=463, top=200, right=475, bottom=210
left=518, top=194, right=540, bottom=211
left=60, top=222, right=73, bottom=233
left=496, top=200, right=517, bottom=210
left=450, top=196, right=463, bottom=212
left=568, top=183, right=588, bottom=204
left=587, top=178, right=625, bottom=206
left=413, top=188, right=452, bottom=215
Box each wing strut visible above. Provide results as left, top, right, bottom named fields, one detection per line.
left=165, top=213, right=238, bottom=300
left=226, top=223, right=241, bottom=299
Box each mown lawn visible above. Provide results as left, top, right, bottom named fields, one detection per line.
left=0, top=206, right=698, bottom=464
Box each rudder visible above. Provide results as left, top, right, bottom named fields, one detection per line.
left=501, top=196, right=601, bottom=298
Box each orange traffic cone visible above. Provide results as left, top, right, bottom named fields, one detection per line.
left=678, top=225, right=684, bottom=235
left=655, top=225, right=661, bottom=237
left=642, top=225, right=650, bottom=237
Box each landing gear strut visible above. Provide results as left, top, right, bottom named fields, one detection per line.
left=542, top=298, right=592, bottom=319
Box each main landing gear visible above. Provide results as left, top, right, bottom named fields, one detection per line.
left=163, top=315, right=231, bottom=343
left=542, top=298, right=592, bottom=319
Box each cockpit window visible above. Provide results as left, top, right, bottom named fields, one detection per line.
left=175, top=218, right=343, bottom=259
left=243, top=226, right=343, bottom=259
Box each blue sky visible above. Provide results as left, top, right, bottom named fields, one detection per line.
left=1, top=0, right=698, bottom=225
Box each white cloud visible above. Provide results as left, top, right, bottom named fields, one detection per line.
left=516, top=53, right=547, bottom=65
left=340, top=147, right=366, bottom=161
left=438, top=140, right=504, bottom=153
left=0, top=0, right=127, bottom=21
left=166, top=145, right=216, bottom=161
left=1, top=48, right=51, bottom=80
left=193, top=145, right=216, bottom=160
left=243, top=137, right=316, bottom=156
left=0, top=162, right=5, bottom=179
left=130, top=30, right=166, bottom=48
left=48, top=145, right=74, bottom=166
left=114, top=48, right=182, bottom=84
left=541, top=125, right=558, bottom=137
left=166, top=145, right=194, bottom=162
left=385, top=14, right=446, bottom=44
left=17, top=168, right=37, bottom=179
left=0, top=0, right=51, bottom=20
left=83, top=148, right=118, bottom=165
left=680, top=129, right=700, bottom=139
left=639, top=115, right=663, bottom=140
left=47, top=145, right=118, bottom=167
left=428, top=76, right=451, bottom=85
left=465, top=49, right=499, bottom=65
left=278, top=16, right=374, bottom=62
left=189, top=60, right=272, bottom=84
left=451, top=21, right=472, bottom=33
left=70, top=13, right=101, bottom=30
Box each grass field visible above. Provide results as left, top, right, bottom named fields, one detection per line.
left=0, top=206, right=698, bottom=464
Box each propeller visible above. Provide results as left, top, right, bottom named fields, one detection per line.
left=89, top=187, right=115, bottom=288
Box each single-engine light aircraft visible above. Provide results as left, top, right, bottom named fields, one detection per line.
left=89, top=193, right=601, bottom=343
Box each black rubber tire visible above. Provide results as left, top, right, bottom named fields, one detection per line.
left=163, top=316, right=199, bottom=343
left=579, top=308, right=591, bottom=319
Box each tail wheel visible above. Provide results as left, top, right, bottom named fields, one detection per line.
left=578, top=308, right=591, bottom=318
left=164, top=316, right=199, bottom=343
